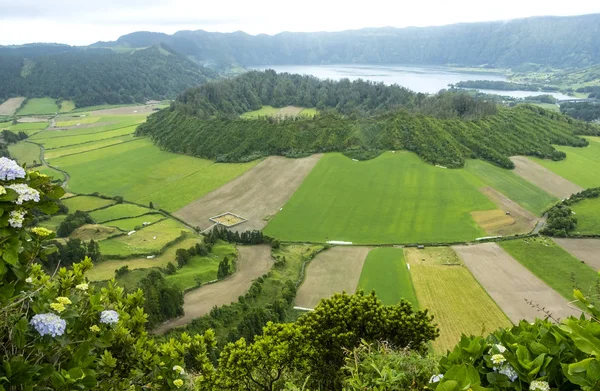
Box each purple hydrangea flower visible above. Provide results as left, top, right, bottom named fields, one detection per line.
left=99, top=310, right=119, bottom=325
left=6, top=184, right=40, bottom=204
left=0, top=157, right=26, bottom=181
left=30, top=313, right=66, bottom=337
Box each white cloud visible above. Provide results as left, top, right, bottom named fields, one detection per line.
left=0, top=0, right=599, bottom=45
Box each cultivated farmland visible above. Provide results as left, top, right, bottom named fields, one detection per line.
left=106, top=214, right=165, bottom=231
left=454, top=242, right=581, bottom=322
left=62, top=195, right=115, bottom=212
left=0, top=97, right=26, bottom=115
left=265, top=152, right=494, bottom=244
left=295, top=246, right=370, bottom=309
left=174, top=154, right=321, bottom=230
left=529, top=137, right=600, bottom=189
left=17, top=98, right=59, bottom=115
left=553, top=238, right=600, bottom=270
left=510, top=156, right=583, bottom=199
left=89, top=203, right=153, bottom=223
left=357, top=248, right=417, bottom=306
left=405, top=247, right=511, bottom=352
left=472, top=187, right=539, bottom=236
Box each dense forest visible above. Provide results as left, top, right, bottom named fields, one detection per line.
left=453, top=80, right=553, bottom=92
left=137, top=71, right=599, bottom=169
left=560, top=102, right=600, bottom=122
left=92, top=14, right=600, bottom=69
left=0, top=45, right=214, bottom=107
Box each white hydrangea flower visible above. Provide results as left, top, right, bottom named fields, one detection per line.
left=0, top=157, right=26, bottom=181
left=99, top=310, right=119, bottom=325
left=429, top=374, right=443, bottom=383
left=530, top=380, right=550, bottom=391
left=495, top=344, right=506, bottom=353
left=25, top=277, right=33, bottom=283
left=6, top=184, right=40, bottom=204
left=75, top=283, right=89, bottom=291
left=173, top=365, right=185, bottom=375
left=492, top=354, right=506, bottom=365
left=8, top=210, right=26, bottom=228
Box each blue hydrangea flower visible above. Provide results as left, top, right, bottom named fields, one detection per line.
left=0, top=157, right=26, bottom=181
left=6, top=184, right=40, bottom=204
left=497, top=363, right=518, bottom=382
left=99, top=310, right=119, bottom=325
left=30, top=313, right=66, bottom=337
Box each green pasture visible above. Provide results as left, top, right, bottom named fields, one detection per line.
left=8, top=142, right=40, bottom=166
left=34, top=125, right=137, bottom=149
left=572, top=198, right=600, bottom=235
left=7, top=122, right=48, bottom=133
left=357, top=248, right=417, bottom=306
left=59, top=100, right=75, bottom=113
left=530, top=137, right=600, bottom=189
left=37, top=215, right=66, bottom=231
left=166, top=241, right=237, bottom=290
left=106, top=214, right=165, bottom=231
left=90, top=203, right=152, bottom=222
left=18, top=98, right=59, bottom=115
left=37, top=166, right=65, bottom=181
left=44, top=135, right=136, bottom=159
left=62, top=195, right=115, bottom=212
left=50, top=138, right=259, bottom=211
left=240, top=105, right=280, bottom=118
left=265, top=152, right=494, bottom=244
left=501, top=238, right=599, bottom=305
left=465, top=159, right=558, bottom=215
left=55, top=117, right=101, bottom=127
left=99, top=218, right=190, bottom=257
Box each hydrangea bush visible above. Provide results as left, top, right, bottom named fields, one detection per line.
left=0, top=158, right=216, bottom=390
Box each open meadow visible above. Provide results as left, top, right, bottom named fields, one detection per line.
left=17, top=98, right=59, bottom=115
left=8, top=142, right=41, bottom=166
left=89, top=203, right=153, bottom=222
left=62, top=195, right=115, bottom=212
left=571, top=197, right=600, bottom=235
left=265, top=152, right=495, bottom=244
left=357, top=248, right=417, bottom=306
left=404, top=247, right=511, bottom=352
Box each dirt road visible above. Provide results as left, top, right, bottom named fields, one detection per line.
left=155, top=244, right=273, bottom=333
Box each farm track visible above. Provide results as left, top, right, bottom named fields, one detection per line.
left=154, top=245, right=274, bottom=333
left=174, top=154, right=322, bottom=231
left=32, top=142, right=70, bottom=187
left=453, top=242, right=580, bottom=323
left=553, top=238, right=600, bottom=270
left=510, top=156, right=583, bottom=199
left=295, top=246, right=370, bottom=309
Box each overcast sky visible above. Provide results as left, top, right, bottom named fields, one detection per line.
left=1, top=0, right=600, bottom=46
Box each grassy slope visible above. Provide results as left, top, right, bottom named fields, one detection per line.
left=572, top=197, right=600, bottom=235
left=35, top=126, right=137, bottom=149
left=59, top=100, right=75, bottom=113
left=49, top=138, right=259, bottom=211
left=62, top=196, right=115, bottom=212
left=501, top=238, right=599, bottom=305
left=166, top=241, right=237, bottom=290
left=465, top=159, right=558, bottom=215
left=530, top=137, right=600, bottom=189
left=44, top=135, right=136, bottom=159
left=404, top=247, right=512, bottom=353
left=357, top=248, right=418, bottom=306
left=265, top=152, right=493, bottom=244
left=90, top=203, right=152, bottom=222
left=38, top=215, right=67, bottom=231
left=106, top=214, right=165, bottom=231
left=8, top=142, right=40, bottom=166
left=18, top=98, right=59, bottom=115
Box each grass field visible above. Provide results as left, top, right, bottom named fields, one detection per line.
left=529, top=137, right=600, bottom=189
left=265, top=152, right=494, bottom=244
left=8, top=142, right=40, bottom=166
left=240, top=106, right=281, bottom=118
left=6, top=122, right=48, bottom=133
left=38, top=215, right=66, bottom=231
left=38, top=166, right=65, bottom=181
left=55, top=117, right=101, bottom=127
left=404, top=247, right=512, bottom=353
left=87, top=236, right=203, bottom=281
left=90, top=203, right=152, bottom=222
left=572, top=198, right=600, bottom=235
left=50, top=138, right=259, bottom=211
left=59, top=100, right=75, bottom=113
left=501, top=238, right=600, bottom=305
left=62, top=196, right=115, bottom=212
left=357, top=248, right=417, bottom=306
left=99, top=218, right=190, bottom=256
left=106, top=214, right=165, bottom=231
left=44, top=135, right=136, bottom=159
left=166, top=241, right=237, bottom=290
left=18, top=98, right=59, bottom=115
left=35, top=125, right=137, bottom=149
left=465, top=159, right=558, bottom=215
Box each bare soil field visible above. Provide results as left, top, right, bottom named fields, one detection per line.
left=17, top=117, right=49, bottom=123
left=553, top=238, right=600, bottom=270
left=295, top=246, right=370, bottom=309
left=510, top=156, right=583, bottom=199
left=472, top=187, right=539, bottom=236
left=89, top=105, right=159, bottom=116
left=453, top=242, right=580, bottom=323
left=155, top=244, right=273, bottom=333
left=0, top=97, right=26, bottom=115
left=174, top=154, right=321, bottom=231
left=276, top=106, right=304, bottom=117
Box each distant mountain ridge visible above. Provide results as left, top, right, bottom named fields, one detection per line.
left=91, top=13, right=600, bottom=69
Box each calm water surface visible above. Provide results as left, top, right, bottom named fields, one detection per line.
left=251, top=64, right=575, bottom=100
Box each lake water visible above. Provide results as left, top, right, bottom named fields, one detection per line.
left=251, top=64, right=575, bottom=100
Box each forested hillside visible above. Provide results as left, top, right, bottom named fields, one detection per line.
left=0, top=45, right=214, bottom=108
left=94, top=14, right=600, bottom=69
left=137, top=71, right=599, bottom=168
